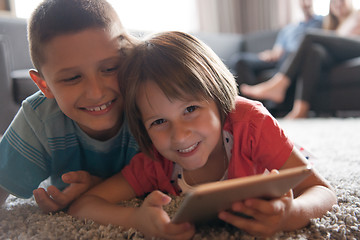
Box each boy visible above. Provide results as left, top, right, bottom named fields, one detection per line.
left=0, top=0, right=138, bottom=212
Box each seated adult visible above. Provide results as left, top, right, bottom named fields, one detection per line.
left=240, top=0, right=360, bottom=119
left=229, top=0, right=322, bottom=87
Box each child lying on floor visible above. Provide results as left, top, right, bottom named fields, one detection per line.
left=68, top=31, right=337, bottom=240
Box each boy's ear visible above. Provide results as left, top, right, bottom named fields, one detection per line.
left=29, top=70, right=55, bottom=98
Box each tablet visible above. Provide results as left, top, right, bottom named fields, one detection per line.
left=171, top=165, right=312, bottom=224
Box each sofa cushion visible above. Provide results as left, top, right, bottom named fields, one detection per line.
left=242, top=30, right=278, bottom=53
left=191, top=32, right=244, bottom=66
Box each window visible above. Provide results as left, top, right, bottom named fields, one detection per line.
left=13, top=0, right=199, bottom=32
left=107, top=0, right=199, bottom=32
left=313, top=0, right=360, bottom=15
left=12, top=0, right=360, bottom=32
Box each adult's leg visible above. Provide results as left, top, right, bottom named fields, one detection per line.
left=280, top=30, right=360, bottom=78
left=285, top=32, right=360, bottom=118
left=240, top=30, right=360, bottom=104
left=284, top=43, right=332, bottom=119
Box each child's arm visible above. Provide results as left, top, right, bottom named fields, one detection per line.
left=219, top=147, right=337, bottom=237
left=68, top=173, right=195, bottom=240
left=33, top=170, right=102, bottom=213
left=0, top=187, right=9, bottom=207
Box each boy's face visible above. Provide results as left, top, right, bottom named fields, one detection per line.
left=31, top=28, right=123, bottom=140
left=137, top=81, right=223, bottom=171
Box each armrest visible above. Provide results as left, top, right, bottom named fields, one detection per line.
left=11, top=69, right=39, bottom=104
left=0, top=35, right=21, bottom=134
left=328, top=56, right=360, bottom=87
left=0, top=35, right=11, bottom=89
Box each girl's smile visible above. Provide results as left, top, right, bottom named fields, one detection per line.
left=177, top=141, right=200, bottom=154
left=137, top=80, right=223, bottom=172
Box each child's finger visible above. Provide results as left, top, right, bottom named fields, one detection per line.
left=62, top=170, right=92, bottom=184
left=144, top=190, right=172, bottom=207
left=46, top=185, right=70, bottom=204
left=243, top=189, right=294, bottom=216
left=218, top=210, right=273, bottom=237
left=33, top=188, right=63, bottom=213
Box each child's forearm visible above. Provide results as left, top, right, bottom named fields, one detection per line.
left=68, top=195, right=137, bottom=228
left=285, top=185, right=337, bottom=231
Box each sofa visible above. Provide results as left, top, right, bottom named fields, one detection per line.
left=1, top=16, right=360, bottom=134
left=0, top=16, right=38, bottom=134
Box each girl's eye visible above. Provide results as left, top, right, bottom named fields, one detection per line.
left=185, top=105, right=198, bottom=114
left=151, top=119, right=166, bottom=127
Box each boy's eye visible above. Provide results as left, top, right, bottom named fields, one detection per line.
left=185, top=105, right=198, bottom=114
left=102, top=65, right=119, bottom=73
left=63, top=75, right=81, bottom=82
left=151, top=119, right=166, bottom=127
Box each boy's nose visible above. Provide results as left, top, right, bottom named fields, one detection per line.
left=86, top=75, right=105, bottom=99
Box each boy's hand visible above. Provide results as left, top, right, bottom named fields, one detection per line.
left=132, top=190, right=195, bottom=240
left=33, top=170, right=102, bottom=213
left=218, top=190, right=294, bottom=237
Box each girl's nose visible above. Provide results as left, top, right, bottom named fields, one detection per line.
left=171, top=121, right=191, bottom=143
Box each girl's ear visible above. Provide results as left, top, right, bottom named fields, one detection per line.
left=29, top=70, right=55, bottom=98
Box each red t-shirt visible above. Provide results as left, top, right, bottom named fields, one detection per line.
left=122, top=97, right=294, bottom=197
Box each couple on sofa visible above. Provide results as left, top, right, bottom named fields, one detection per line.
left=232, top=0, right=360, bottom=119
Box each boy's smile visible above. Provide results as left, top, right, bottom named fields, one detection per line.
left=137, top=81, right=223, bottom=171
left=81, top=99, right=115, bottom=115
left=32, top=28, right=124, bottom=140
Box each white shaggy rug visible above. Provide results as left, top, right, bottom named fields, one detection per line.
left=1, top=118, right=360, bottom=239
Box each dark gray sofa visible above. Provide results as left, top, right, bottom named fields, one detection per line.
left=1, top=15, right=359, bottom=134
left=0, top=16, right=38, bottom=134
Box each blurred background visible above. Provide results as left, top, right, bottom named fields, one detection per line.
left=2, top=0, right=360, bottom=34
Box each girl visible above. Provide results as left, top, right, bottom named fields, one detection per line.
left=68, top=31, right=337, bottom=239
left=240, top=0, right=360, bottom=119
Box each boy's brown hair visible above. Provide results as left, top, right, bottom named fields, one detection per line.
left=28, top=0, right=124, bottom=73
left=119, top=31, right=238, bottom=157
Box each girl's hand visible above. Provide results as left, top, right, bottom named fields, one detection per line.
left=131, top=190, right=195, bottom=240
left=218, top=190, right=294, bottom=237
left=218, top=170, right=295, bottom=237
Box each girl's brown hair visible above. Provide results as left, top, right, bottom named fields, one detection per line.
left=119, top=31, right=238, bottom=157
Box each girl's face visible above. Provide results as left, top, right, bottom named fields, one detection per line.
left=330, top=0, right=353, bottom=20
left=136, top=80, right=223, bottom=171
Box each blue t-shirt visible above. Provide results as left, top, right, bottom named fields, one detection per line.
left=275, top=15, right=323, bottom=53
left=0, top=91, right=139, bottom=198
